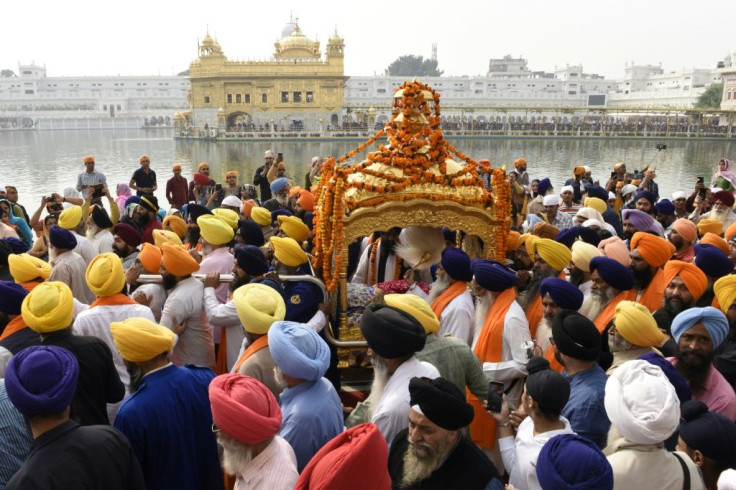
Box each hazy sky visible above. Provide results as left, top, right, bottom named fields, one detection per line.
left=3, top=1, right=734, bottom=80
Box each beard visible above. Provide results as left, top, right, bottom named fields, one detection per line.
left=608, top=332, right=635, bottom=353
left=112, top=244, right=129, bottom=259
left=521, top=266, right=556, bottom=309
left=569, top=267, right=586, bottom=287
left=217, top=432, right=254, bottom=476
left=669, top=234, right=684, bottom=251
left=474, top=291, right=493, bottom=341
left=125, top=361, right=144, bottom=392
left=579, top=287, right=616, bottom=321
left=676, top=348, right=714, bottom=393
left=664, top=296, right=690, bottom=317
left=400, top=433, right=455, bottom=488
left=367, top=354, right=390, bottom=419
left=631, top=265, right=656, bottom=290
left=536, top=316, right=553, bottom=353
left=86, top=225, right=99, bottom=241
left=162, top=273, right=178, bottom=291
left=185, top=227, right=201, bottom=245
left=137, top=211, right=151, bottom=226
left=202, top=242, right=214, bottom=256
left=427, top=274, right=451, bottom=304
left=48, top=246, right=58, bottom=262
left=711, top=208, right=732, bottom=223
left=273, top=365, right=288, bottom=389
left=229, top=273, right=250, bottom=294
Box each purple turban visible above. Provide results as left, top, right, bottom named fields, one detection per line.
left=0, top=281, right=29, bottom=315
left=540, top=278, right=583, bottom=310
left=638, top=352, right=691, bottom=403
left=554, top=227, right=579, bottom=248
left=124, top=195, right=141, bottom=209
left=1, top=237, right=29, bottom=254
left=5, top=345, right=79, bottom=417
left=536, top=434, right=613, bottom=490
left=621, top=209, right=658, bottom=234
left=695, top=245, right=734, bottom=278
left=671, top=306, right=729, bottom=349
left=589, top=256, right=634, bottom=291
left=48, top=226, right=77, bottom=250
left=441, top=248, right=472, bottom=282
left=470, top=259, right=517, bottom=292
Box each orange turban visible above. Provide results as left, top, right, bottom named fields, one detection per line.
left=714, top=275, right=736, bottom=314
left=289, top=186, right=303, bottom=198
left=163, top=215, right=187, bottom=239
left=671, top=219, right=697, bottom=243
left=506, top=231, right=521, bottom=252
left=616, top=181, right=625, bottom=189
left=83, top=155, right=95, bottom=164
left=140, top=155, right=150, bottom=164
left=197, top=162, right=209, bottom=172
left=297, top=192, right=315, bottom=212
left=171, top=163, right=182, bottom=171
left=700, top=232, right=729, bottom=256
left=161, top=242, right=199, bottom=276
left=242, top=199, right=257, bottom=219
left=697, top=219, right=724, bottom=237
left=138, top=243, right=162, bottom=274
left=598, top=236, right=630, bottom=267
left=630, top=232, right=675, bottom=268
left=663, top=260, right=708, bottom=301
left=225, top=170, right=238, bottom=179
left=573, top=166, right=585, bottom=177
left=514, top=158, right=526, bottom=168
left=726, top=222, right=736, bottom=242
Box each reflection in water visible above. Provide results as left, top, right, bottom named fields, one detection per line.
left=2, top=129, right=734, bottom=208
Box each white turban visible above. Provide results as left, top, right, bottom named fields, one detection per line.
left=621, top=184, right=637, bottom=197
left=672, top=191, right=687, bottom=201
left=560, top=185, right=574, bottom=195
left=583, top=166, right=591, bottom=172
left=576, top=207, right=605, bottom=224
left=608, top=192, right=616, bottom=200
left=582, top=219, right=603, bottom=229
left=222, top=195, right=242, bottom=208
left=604, top=360, right=680, bottom=445
left=265, top=150, right=274, bottom=158
left=543, top=195, right=559, bottom=206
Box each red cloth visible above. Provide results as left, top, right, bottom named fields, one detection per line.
left=142, top=219, right=163, bottom=245
left=295, top=423, right=390, bottom=490
left=193, top=173, right=210, bottom=186
left=166, top=176, right=189, bottom=208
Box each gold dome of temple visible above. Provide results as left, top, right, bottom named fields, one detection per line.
left=274, top=19, right=320, bottom=59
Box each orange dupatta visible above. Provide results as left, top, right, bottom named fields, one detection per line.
left=638, top=268, right=667, bottom=313
left=0, top=316, right=26, bottom=341
left=468, top=288, right=516, bottom=449
left=232, top=335, right=269, bottom=374
left=431, top=281, right=467, bottom=320
left=90, top=293, right=139, bottom=308
left=594, top=289, right=637, bottom=333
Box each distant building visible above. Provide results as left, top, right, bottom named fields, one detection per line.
left=720, top=51, right=736, bottom=111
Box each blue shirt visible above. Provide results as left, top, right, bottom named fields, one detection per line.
left=114, top=364, right=222, bottom=490
left=0, top=381, right=32, bottom=487
left=283, top=280, right=321, bottom=324
left=562, top=365, right=610, bottom=449
left=279, top=378, right=343, bottom=472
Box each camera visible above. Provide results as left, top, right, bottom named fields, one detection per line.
left=215, top=183, right=222, bottom=191
left=656, top=143, right=667, bottom=151
left=45, top=196, right=55, bottom=203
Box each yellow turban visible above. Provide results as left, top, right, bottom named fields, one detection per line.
left=532, top=238, right=572, bottom=271
left=8, top=254, right=51, bottom=283
left=58, top=205, right=83, bottom=230
left=270, top=236, right=307, bottom=267
left=714, top=275, right=736, bottom=314
left=86, top=253, right=125, bottom=297
left=630, top=232, right=675, bottom=268
left=233, top=283, right=286, bottom=334
left=251, top=207, right=271, bottom=227
left=163, top=215, right=187, bottom=239
left=138, top=243, right=162, bottom=274
left=21, top=281, right=74, bottom=333
left=506, top=230, right=521, bottom=252
left=700, top=232, right=730, bottom=256
left=384, top=294, right=439, bottom=334
left=663, top=260, right=707, bottom=301
left=522, top=234, right=536, bottom=257
left=110, top=317, right=176, bottom=362
left=161, top=242, right=200, bottom=276
left=697, top=219, right=724, bottom=237
left=213, top=208, right=240, bottom=230
left=614, top=300, right=664, bottom=347
left=278, top=215, right=310, bottom=243
left=153, top=229, right=183, bottom=247
left=197, top=214, right=235, bottom=246
left=584, top=197, right=607, bottom=215
left=571, top=241, right=603, bottom=273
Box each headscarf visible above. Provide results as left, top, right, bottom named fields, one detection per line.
left=270, top=236, right=307, bottom=267
left=268, top=321, right=330, bottom=381
left=85, top=253, right=125, bottom=297
left=589, top=256, right=634, bottom=291
left=21, top=282, right=74, bottom=333
left=536, top=434, right=613, bottom=490
left=471, top=259, right=517, bottom=292
left=679, top=400, right=736, bottom=469
left=197, top=214, right=234, bottom=246
left=711, top=158, right=736, bottom=190
left=251, top=207, right=271, bottom=226
left=604, top=360, right=680, bottom=444
left=233, top=283, right=286, bottom=334
left=270, top=177, right=290, bottom=194
left=697, top=219, right=724, bottom=237
left=208, top=374, right=282, bottom=444
left=115, top=183, right=132, bottom=213
left=58, top=205, right=83, bottom=230
left=571, top=241, right=603, bottom=273
left=714, top=275, right=736, bottom=314
left=163, top=215, right=187, bottom=239
left=533, top=238, right=572, bottom=271
left=5, top=345, right=79, bottom=417
left=110, top=317, right=176, bottom=362
left=671, top=218, right=697, bottom=243
left=540, top=278, right=583, bottom=310
left=278, top=215, right=310, bottom=243
left=663, top=261, right=707, bottom=301
left=212, top=208, right=239, bottom=230
left=630, top=232, right=675, bottom=268
left=359, top=305, right=426, bottom=359
left=409, top=377, right=474, bottom=430
left=161, top=242, right=199, bottom=276
left=614, top=301, right=664, bottom=347
left=48, top=226, right=77, bottom=250
left=0, top=281, right=28, bottom=315
left=384, top=293, right=440, bottom=334
left=153, top=229, right=183, bottom=247
left=670, top=306, right=729, bottom=348
left=113, top=222, right=142, bottom=248
left=138, top=243, right=162, bottom=274
left=8, top=254, right=51, bottom=284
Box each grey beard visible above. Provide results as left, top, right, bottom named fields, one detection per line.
left=400, top=434, right=455, bottom=488
left=520, top=267, right=555, bottom=309
left=427, top=274, right=451, bottom=304
left=217, top=432, right=254, bottom=476
left=608, top=333, right=635, bottom=353
left=579, top=288, right=616, bottom=321
left=367, top=354, right=390, bottom=419
left=474, top=291, right=493, bottom=341
left=535, top=317, right=553, bottom=353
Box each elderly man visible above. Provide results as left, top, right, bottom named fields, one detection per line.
left=552, top=311, right=610, bottom=449
left=538, top=278, right=584, bottom=369
left=268, top=321, right=342, bottom=472
left=136, top=195, right=162, bottom=245
left=263, top=177, right=291, bottom=212
left=543, top=194, right=573, bottom=230
left=524, top=237, right=571, bottom=338
left=389, top=377, right=503, bottom=489
left=630, top=232, right=675, bottom=313
left=669, top=218, right=698, bottom=263
left=5, top=346, right=144, bottom=489
left=570, top=240, right=603, bottom=298
left=159, top=242, right=215, bottom=369
left=47, top=226, right=95, bottom=304
left=607, top=301, right=665, bottom=374
left=110, top=317, right=222, bottom=490
left=692, top=189, right=736, bottom=229
left=359, top=304, right=439, bottom=443
left=670, top=307, right=736, bottom=420
left=57, top=205, right=96, bottom=264
left=209, top=373, right=298, bottom=489
left=86, top=206, right=114, bottom=254
left=112, top=222, right=142, bottom=268
left=22, top=282, right=124, bottom=426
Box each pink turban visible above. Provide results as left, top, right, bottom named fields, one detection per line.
left=598, top=236, right=630, bottom=267
left=671, top=219, right=697, bottom=243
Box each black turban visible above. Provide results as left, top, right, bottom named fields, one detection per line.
left=187, top=204, right=212, bottom=223
left=360, top=305, right=426, bottom=359
left=234, top=244, right=269, bottom=277
left=525, top=357, right=570, bottom=417
left=91, top=205, right=113, bottom=229
left=409, top=377, right=474, bottom=431
left=551, top=310, right=601, bottom=361
left=139, top=194, right=159, bottom=214
left=679, top=400, right=736, bottom=468
left=237, top=219, right=265, bottom=247
left=577, top=227, right=602, bottom=247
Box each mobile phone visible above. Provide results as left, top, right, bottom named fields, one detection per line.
left=610, top=171, right=617, bottom=178
left=277, top=152, right=283, bottom=159
left=487, top=381, right=504, bottom=413
left=699, top=187, right=707, bottom=199
left=697, top=176, right=704, bottom=184
left=215, top=183, right=222, bottom=191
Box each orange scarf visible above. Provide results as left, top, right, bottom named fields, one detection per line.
left=21, top=281, right=42, bottom=292
left=594, top=289, right=637, bottom=333
left=0, top=316, right=26, bottom=341
left=468, top=288, right=516, bottom=449
left=215, top=326, right=229, bottom=375
left=638, top=268, right=667, bottom=313
left=90, top=293, right=139, bottom=308
left=431, top=281, right=467, bottom=320
left=232, top=335, right=268, bottom=374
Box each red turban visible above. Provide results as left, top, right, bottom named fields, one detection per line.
left=713, top=190, right=735, bottom=208
left=208, top=374, right=281, bottom=444
left=295, top=423, right=390, bottom=490
left=671, top=219, right=697, bottom=243
left=663, top=260, right=708, bottom=301
left=193, top=173, right=210, bottom=186
left=700, top=232, right=730, bottom=256
left=630, top=232, right=675, bottom=268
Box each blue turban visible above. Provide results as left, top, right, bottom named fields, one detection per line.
left=441, top=248, right=472, bottom=282
left=554, top=227, right=579, bottom=248
left=671, top=306, right=729, bottom=348
left=270, top=177, right=290, bottom=194
left=679, top=400, right=736, bottom=468
left=536, top=434, right=613, bottom=490
left=589, top=256, right=634, bottom=291
left=537, top=178, right=552, bottom=195
left=270, top=209, right=292, bottom=226
left=124, top=195, right=141, bottom=209
left=0, top=281, right=29, bottom=315
left=540, top=278, right=584, bottom=310
left=577, top=227, right=602, bottom=247
left=635, top=190, right=657, bottom=207
left=638, top=352, right=692, bottom=403
left=470, top=259, right=517, bottom=292
left=525, top=213, right=544, bottom=232
left=268, top=321, right=330, bottom=381
left=695, top=245, right=734, bottom=278
left=655, top=199, right=675, bottom=216
left=48, top=225, right=77, bottom=250
left=5, top=345, right=79, bottom=417
left=237, top=219, right=265, bottom=247
left=234, top=244, right=269, bottom=277
left=585, top=184, right=608, bottom=201
left=2, top=237, right=29, bottom=254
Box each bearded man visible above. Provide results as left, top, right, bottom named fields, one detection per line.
left=523, top=238, right=571, bottom=339
left=351, top=228, right=404, bottom=285
left=669, top=218, right=698, bottom=263
left=629, top=232, right=676, bottom=312
left=606, top=301, right=665, bottom=375
left=135, top=195, right=162, bottom=245
left=263, top=177, right=291, bottom=212
left=581, top=257, right=635, bottom=333
left=111, top=222, right=142, bottom=269
left=184, top=204, right=210, bottom=251
left=569, top=240, right=603, bottom=298
left=694, top=244, right=735, bottom=307
left=692, top=190, right=736, bottom=229
left=621, top=208, right=662, bottom=240
left=86, top=205, right=114, bottom=254
left=537, top=278, right=584, bottom=371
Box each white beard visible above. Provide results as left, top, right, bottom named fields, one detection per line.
left=426, top=274, right=451, bottom=304
left=217, top=433, right=254, bottom=477
left=86, top=225, right=99, bottom=241
left=473, top=291, right=493, bottom=342
left=608, top=333, right=635, bottom=353
left=366, top=354, right=390, bottom=419
left=276, top=194, right=288, bottom=206
left=48, top=246, right=58, bottom=262
left=579, top=288, right=616, bottom=321
left=401, top=434, right=455, bottom=487
left=202, top=242, right=214, bottom=256
left=535, top=316, right=552, bottom=353
left=712, top=208, right=732, bottom=223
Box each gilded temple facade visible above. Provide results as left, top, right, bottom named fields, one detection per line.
left=183, top=20, right=345, bottom=135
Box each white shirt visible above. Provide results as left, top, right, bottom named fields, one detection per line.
left=372, top=356, right=440, bottom=444
left=71, top=231, right=97, bottom=265
left=351, top=240, right=398, bottom=285
left=235, top=435, right=298, bottom=490
left=131, top=283, right=166, bottom=322
left=203, top=288, right=242, bottom=371
left=89, top=229, right=114, bottom=254
left=437, top=290, right=475, bottom=345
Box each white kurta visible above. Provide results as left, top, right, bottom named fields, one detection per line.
left=372, top=356, right=440, bottom=444
left=203, top=288, right=242, bottom=371
left=71, top=231, right=97, bottom=264
left=437, top=290, right=475, bottom=345
left=351, top=240, right=398, bottom=285
left=131, top=283, right=166, bottom=322
left=89, top=229, right=114, bottom=254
